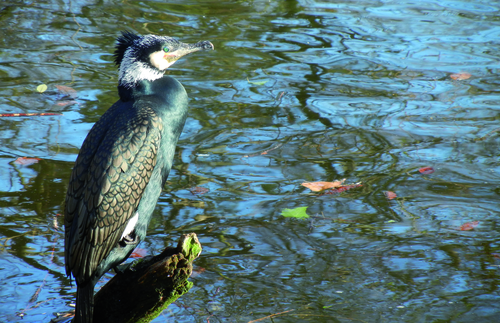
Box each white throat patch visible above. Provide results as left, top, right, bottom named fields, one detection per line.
left=119, top=49, right=165, bottom=88
left=150, top=51, right=176, bottom=71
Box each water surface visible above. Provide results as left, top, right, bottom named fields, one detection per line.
left=1, top=0, right=500, bottom=322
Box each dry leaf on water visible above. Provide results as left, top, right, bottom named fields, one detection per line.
left=302, top=179, right=346, bottom=192
left=384, top=191, right=397, bottom=200
left=55, top=100, right=78, bottom=107
left=189, top=186, right=209, bottom=195
left=322, top=183, right=362, bottom=195
left=458, top=221, right=479, bottom=231
left=450, top=72, right=471, bottom=80
left=15, top=157, right=41, bottom=166
left=129, top=248, right=148, bottom=258
left=419, top=166, right=435, bottom=174
left=55, top=85, right=78, bottom=99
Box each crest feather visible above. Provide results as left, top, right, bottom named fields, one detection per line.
left=114, top=31, right=141, bottom=67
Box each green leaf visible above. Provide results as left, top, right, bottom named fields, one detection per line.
left=281, top=207, right=310, bottom=219
left=247, top=77, right=268, bottom=86
left=36, top=84, right=47, bottom=93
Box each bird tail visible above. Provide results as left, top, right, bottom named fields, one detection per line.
left=74, top=283, right=94, bottom=323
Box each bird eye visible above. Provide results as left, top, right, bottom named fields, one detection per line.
left=163, top=47, right=170, bottom=53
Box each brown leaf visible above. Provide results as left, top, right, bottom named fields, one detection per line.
left=129, top=248, right=147, bottom=258
left=450, top=72, right=471, bottom=80
left=55, top=84, right=78, bottom=99
left=384, top=191, right=397, bottom=200
left=189, top=186, right=209, bottom=195
left=15, top=157, right=41, bottom=165
left=302, top=179, right=346, bottom=192
left=419, top=166, right=435, bottom=174
left=459, top=221, right=479, bottom=231
left=321, top=184, right=363, bottom=195
left=55, top=100, right=78, bottom=106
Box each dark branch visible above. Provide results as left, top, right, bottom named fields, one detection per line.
left=92, top=233, right=202, bottom=323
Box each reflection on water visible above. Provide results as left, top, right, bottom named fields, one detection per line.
left=1, top=0, right=500, bottom=322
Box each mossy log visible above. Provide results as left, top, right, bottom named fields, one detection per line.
left=92, top=233, right=202, bottom=323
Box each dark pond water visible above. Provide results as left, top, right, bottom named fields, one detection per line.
left=1, top=0, right=500, bottom=322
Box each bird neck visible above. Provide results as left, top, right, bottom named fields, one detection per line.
left=118, top=58, right=165, bottom=90
left=117, top=76, right=189, bottom=115
left=118, top=78, right=166, bottom=102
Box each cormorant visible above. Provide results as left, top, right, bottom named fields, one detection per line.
left=64, top=31, right=214, bottom=323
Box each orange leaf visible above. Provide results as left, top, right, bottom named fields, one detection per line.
left=459, top=221, right=479, bottom=231
left=55, top=85, right=78, bottom=98
left=130, top=248, right=147, bottom=258
left=384, top=191, right=397, bottom=200
left=419, top=166, right=434, bottom=174
left=302, top=179, right=346, bottom=192
left=450, top=72, right=471, bottom=80
left=189, top=186, right=209, bottom=195
left=55, top=100, right=78, bottom=106
left=321, top=184, right=362, bottom=195
left=15, top=157, right=41, bottom=165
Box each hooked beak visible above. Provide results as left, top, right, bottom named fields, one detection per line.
left=192, top=40, right=214, bottom=51
left=166, top=41, right=214, bottom=62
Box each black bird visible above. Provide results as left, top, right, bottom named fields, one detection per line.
left=64, top=31, right=214, bottom=323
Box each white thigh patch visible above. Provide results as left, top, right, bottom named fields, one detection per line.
left=121, top=212, right=139, bottom=240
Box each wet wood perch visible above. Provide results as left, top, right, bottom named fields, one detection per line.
left=92, top=233, right=202, bottom=323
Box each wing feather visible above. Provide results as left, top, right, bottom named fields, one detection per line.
left=64, top=102, right=162, bottom=284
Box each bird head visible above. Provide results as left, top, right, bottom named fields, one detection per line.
left=114, top=31, right=214, bottom=88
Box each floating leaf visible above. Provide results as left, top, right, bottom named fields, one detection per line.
left=419, top=166, right=435, bottom=174
left=55, top=100, right=78, bottom=107
left=384, top=191, right=397, bottom=200
left=55, top=84, right=78, bottom=98
left=15, top=157, right=41, bottom=166
left=281, top=207, right=310, bottom=219
left=450, top=72, right=471, bottom=80
left=459, top=221, right=479, bottom=231
left=302, top=179, right=346, bottom=192
left=247, top=77, right=269, bottom=86
left=130, top=248, right=147, bottom=258
left=189, top=186, right=209, bottom=195
left=322, top=183, right=362, bottom=195
left=36, top=84, right=48, bottom=93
